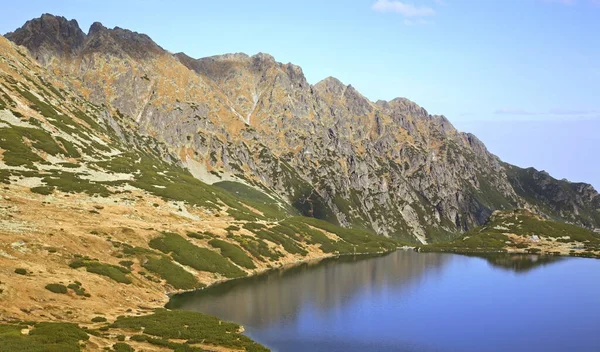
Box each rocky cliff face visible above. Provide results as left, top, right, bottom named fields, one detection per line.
left=4, top=14, right=599, bottom=243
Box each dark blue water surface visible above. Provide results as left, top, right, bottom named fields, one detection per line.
left=167, top=251, right=600, bottom=352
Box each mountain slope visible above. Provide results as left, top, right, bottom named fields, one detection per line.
left=4, top=14, right=599, bottom=244
left=420, top=209, right=600, bottom=258
left=0, top=30, right=399, bottom=338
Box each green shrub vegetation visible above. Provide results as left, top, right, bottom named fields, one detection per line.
left=66, top=282, right=88, bottom=296
left=45, top=283, right=68, bottom=294
left=0, top=322, right=89, bottom=352
left=0, top=126, right=44, bottom=168
left=118, top=260, right=134, bottom=268
left=228, top=233, right=281, bottom=262
left=186, top=232, right=210, bottom=240
left=279, top=217, right=399, bottom=254
left=110, top=309, right=267, bottom=351
left=141, top=255, right=201, bottom=290
left=226, top=208, right=261, bottom=222
left=129, top=334, right=205, bottom=351
left=43, top=172, right=111, bottom=197
left=122, top=245, right=157, bottom=256
left=248, top=226, right=307, bottom=256
left=30, top=186, right=54, bottom=195
left=215, top=181, right=295, bottom=220
left=14, top=268, right=27, bottom=275
left=419, top=209, right=600, bottom=255
left=208, top=239, right=256, bottom=269
left=55, top=136, right=81, bottom=158
left=112, top=342, right=134, bottom=352
left=91, top=316, right=107, bottom=323
left=149, top=233, right=246, bottom=278
left=420, top=233, right=510, bottom=253
left=70, top=259, right=132, bottom=284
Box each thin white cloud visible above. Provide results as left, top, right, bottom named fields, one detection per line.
left=372, top=0, right=436, bottom=17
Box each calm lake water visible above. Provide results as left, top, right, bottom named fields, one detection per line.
left=167, top=251, right=600, bottom=352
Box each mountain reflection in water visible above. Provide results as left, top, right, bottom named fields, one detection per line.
left=168, top=251, right=598, bottom=352
left=473, top=253, right=565, bottom=273
left=167, top=250, right=449, bottom=327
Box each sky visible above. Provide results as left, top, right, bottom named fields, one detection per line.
left=1, top=0, right=598, bottom=188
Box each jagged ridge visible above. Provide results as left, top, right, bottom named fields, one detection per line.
left=3, top=14, right=599, bottom=244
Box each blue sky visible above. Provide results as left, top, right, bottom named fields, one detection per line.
left=2, top=0, right=599, bottom=188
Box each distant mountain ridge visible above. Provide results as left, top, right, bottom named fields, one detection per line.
left=3, top=13, right=599, bottom=243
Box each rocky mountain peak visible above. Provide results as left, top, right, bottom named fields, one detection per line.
left=315, top=76, right=346, bottom=94
left=88, top=21, right=107, bottom=35
left=4, top=13, right=85, bottom=64
left=6, top=14, right=164, bottom=63
left=252, top=52, right=276, bottom=63
left=314, top=77, right=374, bottom=116
left=84, top=23, right=164, bottom=59
left=378, top=97, right=429, bottom=117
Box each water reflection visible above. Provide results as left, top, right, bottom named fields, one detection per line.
left=466, top=253, right=565, bottom=273
left=168, top=251, right=600, bottom=352
left=167, top=250, right=449, bottom=328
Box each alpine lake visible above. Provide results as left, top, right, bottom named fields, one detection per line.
left=167, top=250, right=600, bottom=352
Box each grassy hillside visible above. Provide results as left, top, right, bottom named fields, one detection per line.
left=419, top=209, right=600, bottom=258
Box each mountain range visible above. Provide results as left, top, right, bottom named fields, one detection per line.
left=4, top=14, right=598, bottom=244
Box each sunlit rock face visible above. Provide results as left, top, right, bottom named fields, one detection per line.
left=6, top=14, right=599, bottom=243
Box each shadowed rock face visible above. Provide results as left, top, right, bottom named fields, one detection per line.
left=5, top=14, right=85, bottom=64
left=505, top=165, right=600, bottom=229
left=5, top=14, right=164, bottom=63
left=5, top=14, right=599, bottom=242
